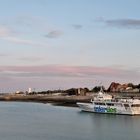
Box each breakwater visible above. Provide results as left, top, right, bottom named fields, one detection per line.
left=0, top=92, right=140, bottom=104
left=0, top=95, right=93, bottom=104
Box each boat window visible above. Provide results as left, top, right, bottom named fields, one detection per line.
left=124, top=104, right=129, bottom=107
left=106, top=103, right=114, bottom=106
left=98, top=97, right=103, bottom=98
left=116, top=103, right=123, bottom=107
left=100, top=103, right=106, bottom=105
left=94, top=102, right=98, bottom=105
left=131, top=104, right=140, bottom=107
left=94, top=102, right=106, bottom=105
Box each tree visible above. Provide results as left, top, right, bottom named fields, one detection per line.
left=84, top=87, right=90, bottom=93
left=91, top=86, right=101, bottom=93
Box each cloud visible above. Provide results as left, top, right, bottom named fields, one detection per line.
left=72, top=24, right=83, bottom=30
left=19, top=57, right=43, bottom=62
left=0, top=25, right=12, bottom=37
left=2, top=36, right=34, bottom=45
left=98, top=18, right=140, bottom=29
left=2, top=36, right=46, bottom=47
left=0, top=65, right=139, bottom=92
left=45, top=30, right=63, bottom=38
left=0, top=53, right=8, bottom=57
left=0, top=65, right=139, bottom=79
left=0, top=25, right=46, bottom=47
left=0, top=25, right=33, bottom=44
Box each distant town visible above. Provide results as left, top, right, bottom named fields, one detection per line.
left=0, top=82, right=139, bottom=104
left=13, top=82, right=140, bottom=96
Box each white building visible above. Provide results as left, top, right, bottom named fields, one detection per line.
left=28, top=88, right=32, bottom=93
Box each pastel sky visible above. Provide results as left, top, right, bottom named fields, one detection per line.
left=0, top=0, right=140, bottom=92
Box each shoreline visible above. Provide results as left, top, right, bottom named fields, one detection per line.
left=0, top=95, right=93, bottom=105
left=0, top=93, right=140, bottom=107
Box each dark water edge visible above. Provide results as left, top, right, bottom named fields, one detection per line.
left=0, top=102, right=140, bottom=140
left=50, top=102, right=78, bottom=107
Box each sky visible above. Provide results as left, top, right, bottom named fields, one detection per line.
left=0, top=0, right=140, bottom=92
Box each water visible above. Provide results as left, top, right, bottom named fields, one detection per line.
left=0, top=102, right=140, bottom=140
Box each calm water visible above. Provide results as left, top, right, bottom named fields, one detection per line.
left=0, top=102, right=140, bottom=140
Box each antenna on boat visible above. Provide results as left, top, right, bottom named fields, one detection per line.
left=100, top=86, right=104, bottom=92
left=99, top=82, right=104, bottom=92
left=97, top=82, right=105, bottom=96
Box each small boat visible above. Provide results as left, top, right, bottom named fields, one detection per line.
left=77, top=89, right=140, bottom=115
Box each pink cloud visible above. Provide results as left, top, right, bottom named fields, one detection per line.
left=0, top=65, right=138, bottom=78
left=0, top=25, right=12, bottom=37
left=19, top=57, right=42, bottom=62
left=0, top=65, right=139, bottom=92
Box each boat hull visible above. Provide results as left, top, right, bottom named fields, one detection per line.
left=77, top=102, right=140, bottom=115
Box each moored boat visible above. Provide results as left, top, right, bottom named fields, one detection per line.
left=77, top=90, right=140, bottom=115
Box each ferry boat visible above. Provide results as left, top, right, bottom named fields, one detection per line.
left=77, top=89, right=140, bottom=115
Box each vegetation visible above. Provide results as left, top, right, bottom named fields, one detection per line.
left=16, top=82, right=140, bottom=95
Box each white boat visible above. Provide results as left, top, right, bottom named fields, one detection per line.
left=77, top=90, right=140, bottom=115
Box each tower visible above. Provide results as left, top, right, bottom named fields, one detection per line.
left=28, top=88, right=32, bottom=93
